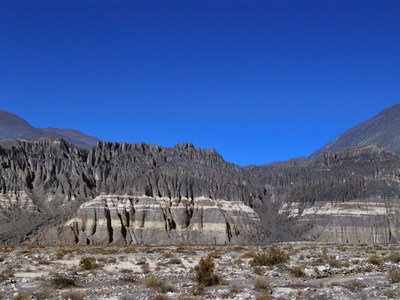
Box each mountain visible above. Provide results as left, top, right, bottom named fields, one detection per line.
left=309, top=104, right=400, bottom=160
left=2, top=105, right=400, bottom=245
left=0, top=110, right=100, bottom=149
left=1, top=136, right=400, bottom=245
left=0, top=139, right=264, bottom=244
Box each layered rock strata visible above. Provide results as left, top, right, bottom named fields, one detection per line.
left=2, top=138, right=400, bottom=244
left=251, top=144, right=400, bottom=243
left=37, top=195, right=262, bottom=245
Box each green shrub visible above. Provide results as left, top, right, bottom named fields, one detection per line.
left=145, top=277, right=174, bottom=293
left=291, top=265, right=305, bottom=277
left=329, top=258, right=341, bottom=268
left=367, top=255, right=383, bottom=266
left=194, top=255, right=220, bottom=286
left=79, top=256, right=97, bottom=270
left=51, top=274, right=77, bottom=288
left=145, top=277, right=158, bottom=288
left=388, top=253, right=400, bottom=263
left=163, top=252, right=175, bottom=258
left=254, top=277, right=271, bottom=292
left=388, top=270, right=400, bottom=283
left=253, top=266, right=264, bottom=276
left=56, top=250, right=64, bottom=259
left=168, top=258, right=182, bottom=265
left=250, top=246, right=288, bottom=267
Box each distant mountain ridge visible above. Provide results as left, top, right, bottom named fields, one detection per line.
left=0, top=110, right=100, bottom=149
left=309, top=103, right=400, bottom=160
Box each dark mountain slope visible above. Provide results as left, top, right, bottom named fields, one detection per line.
left=309, top=104, right=400, bottom=160
left=0, top=110, right=100, bottom=149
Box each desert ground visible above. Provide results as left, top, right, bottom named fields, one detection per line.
left=0, top=242, right=399, bottom=300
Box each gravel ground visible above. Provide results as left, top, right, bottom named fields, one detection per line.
left=0, top=242, right=400, bottom=299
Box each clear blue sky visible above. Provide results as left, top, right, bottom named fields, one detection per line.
left=1, top=0, right=399, bottom=166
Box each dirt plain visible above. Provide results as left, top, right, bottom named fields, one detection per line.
left=0, top=242, right=400, bottom=300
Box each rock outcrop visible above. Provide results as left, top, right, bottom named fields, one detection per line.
left=37, top=195, right=262, bottom=245
left=251, top=144, right=400, bottom=243
left=2, top=136, right=400, bottom=244
left=0, top=138, right=266, bottom=244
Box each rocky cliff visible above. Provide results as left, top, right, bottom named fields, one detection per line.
left=251, top=144, right=400, bottom=243
left=2, top=137, right=400, bottom=245
left=0, top=138, right=265, bottom=244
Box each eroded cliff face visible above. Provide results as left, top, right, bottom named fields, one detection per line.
left=0, top=138, right=267, bottom=244
left=252, top=144, right=400, bottom=244
left=35, top=195, right=262, bottom=245
left=2, top=138, right=400, bottom=244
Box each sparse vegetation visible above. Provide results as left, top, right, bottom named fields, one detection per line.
left=388, top=269, right=400, bottom=283
left=329, top=258, right=341, bottom=268
left=250, top=246, right=288, bottom=267
left=388, top=253, right=400, bottom=263
left=194, top=255, right=220, bottom=286
left=367, top=255, right=383, bottom=266
left=254, top=277, right=271, bottom=292
left=145, top=277, right=174, bottom=293
left=79, top=256, right=98, bottom=270
left=0, top=243, right=397, bottom=299
left=291, top=265, right=305, bottom=277
left=50, top=273, right=78, bottom=288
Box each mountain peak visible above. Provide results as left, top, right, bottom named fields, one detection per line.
left=0, top=110, right=100, bottom=149
left=309, top=103, right=400, bottom=160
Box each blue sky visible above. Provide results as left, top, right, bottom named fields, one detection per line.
left=1, top=0, right=399, bottom=166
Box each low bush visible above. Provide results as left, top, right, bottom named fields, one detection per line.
left=145, top=277, right=158, bottom=288
left=253, top=266, right=264, bottom=276
left=388, top=270, right=400, bottom=283
left=388, top=253, right=400, bottom=263
left=163, top=252, right=175, bottom=258
left=168, top=258, right=182, bottom=265
left=194, top=255, right=220, bottom=286
left=50, top=273, right=77, bottom=288
left=367, top=255, right=383, bottom=266
left=56, top=250, right=64, bottom=259
left=250, top=246, right=288, bottom=267
left=254, top=277, right=271, bottom=292
left=291, top=265, right=305, bottom=277
left=145, top=277, right=174, bottom=293
left=329, top=258, right=341, bottom=268
left=79, top=256, right=97, bottom=270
